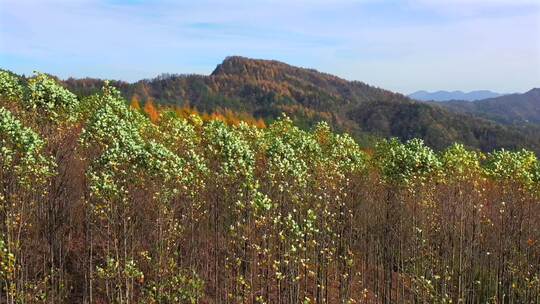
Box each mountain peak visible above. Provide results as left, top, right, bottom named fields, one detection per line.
left=210, top=56, right=348, bottom=83
left=526, top=88, right=540, bottom=95
left=207, top=56, right=403, bottom=108
left=211, top=56, right=291, bottom=76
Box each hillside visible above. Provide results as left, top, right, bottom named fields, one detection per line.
left=62, top=56, right=540, bottom=153
left=409, top=90, right=504, bottom=101
left=1, top=70, right=539, bottom=303
left=441, top=88, right=540, bottom=125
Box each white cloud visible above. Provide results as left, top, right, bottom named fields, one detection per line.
left=0, top=0, right=538, bottom=92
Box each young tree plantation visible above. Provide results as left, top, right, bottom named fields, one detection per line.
left=1, top=70, right=539, bottom=303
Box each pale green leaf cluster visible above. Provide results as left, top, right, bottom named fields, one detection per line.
left=375, top=138, right=441, bottom=186
left=0, top=70, right=24, bottom=102
left=82, top=88, right=193, bottom=204
left=484, top=149, right=538, bottom=186
left=204, top=120, right=255, bottom=178
left=158, top=111, right=199, bottom=152
left=441, top=143, right=483, bottom=182
left=0, top=107, right=54, bottom=187
left=314, top=121, right=367, bottom=174
left=263, top=115, right=320, bottom=190
left=26, top=72, right=79, bottom=121
left=80, top=92, right=145, bottom=149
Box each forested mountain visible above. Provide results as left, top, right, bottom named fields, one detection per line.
left=62, top=56, right=540, bottom=153
left=440, top=88, right=540, bottom=125
left=2, top=70, right=540, bottom=303
left=409, top=90, right=504, bottom=101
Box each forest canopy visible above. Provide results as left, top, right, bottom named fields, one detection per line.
left=1, top=70, right=540, bottom=303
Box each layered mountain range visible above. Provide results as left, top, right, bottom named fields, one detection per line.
left=440, top=88, right=540, bottom=124
left=61, top=56, right=540, bottom=153
left=409, top=90, right=505, bottom=102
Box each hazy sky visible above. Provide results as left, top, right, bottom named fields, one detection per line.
left=1, top=0, right=539, bottom=94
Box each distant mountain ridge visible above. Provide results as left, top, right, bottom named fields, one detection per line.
left=409, top=90, right=505, bottom=102
left=440, top=88, right=540, bottom=124
left=60, top=56, right=540, bottom=153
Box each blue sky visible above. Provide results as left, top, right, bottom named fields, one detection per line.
left=0, top=0, right=539, bottom=94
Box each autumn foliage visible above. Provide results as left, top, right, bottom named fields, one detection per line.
left=1, top=70, right=540, bottom=303
left=133, top=100, right=266, bottom=128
